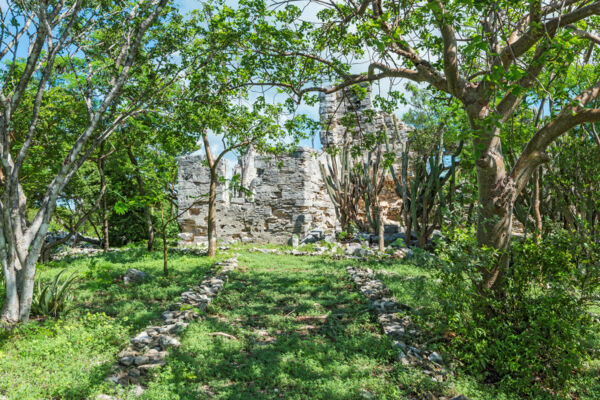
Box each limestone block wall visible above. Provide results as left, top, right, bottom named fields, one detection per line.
left=178, top=85, right=413, bottom=246
left=177, top=147, right=338, bottom=245
left=319, top=84, right=410, bottom=149
left=177, top=155, right=230, bottom=242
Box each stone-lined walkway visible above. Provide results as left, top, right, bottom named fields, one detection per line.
left=136, top=254, right=402, bottom=398
left=98, top=258, right=237, bottom=399
left=346, top=265, right=471, bottom=400
left=346, top=266, right=447, bottom=382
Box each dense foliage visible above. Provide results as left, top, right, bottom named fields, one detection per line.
left=431, top=227, right=600, bottom=395
left=0, top=0, right=599, bottom=397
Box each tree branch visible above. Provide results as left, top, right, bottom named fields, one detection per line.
left=511, top=83, right=600, bottom=191
left=498, top=0, right=600, bottom=69
left=566, top=24, right=600, bottom=45
left=429, top=0, right=464, bottom=98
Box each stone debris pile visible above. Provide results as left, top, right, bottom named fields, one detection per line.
left=51, top=245, right=130, bottom=260
left=247, top=244, right=411, bottom=260
left=346, top=266, right=448, bottom=383
left=99, top=258, right=237, bottom=398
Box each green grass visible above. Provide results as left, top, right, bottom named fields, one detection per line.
left=129, top=253, right=405, bottom=400
left=361, top=256, right=600, bottom=400
left=0, top=246, right=597, bottom=399
left=0, top=248, right=217, bottom=400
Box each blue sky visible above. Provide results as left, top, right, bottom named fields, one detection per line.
left=0, top=0, right=410, bottom=171
left=174, top=0, right=412, bottom=161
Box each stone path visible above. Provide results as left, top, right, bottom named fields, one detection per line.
left=346, top=266, right=472, bottom=400
left=346, top=266, right=447, bottom=381
left=98, top=258, right=238, bottom=399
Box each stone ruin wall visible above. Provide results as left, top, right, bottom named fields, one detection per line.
left=177, top=147, right=338, bottom=245
left=319, top=84, right=412, bottom=225
left=177, top=85, right=412, bottom=246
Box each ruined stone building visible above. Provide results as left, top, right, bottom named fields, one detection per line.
left=177, top=85, right=411, bottom=245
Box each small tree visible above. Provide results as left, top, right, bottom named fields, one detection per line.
left=0, top=0, right=172, bottom=323
left=179, top=3, right=312, bottom=257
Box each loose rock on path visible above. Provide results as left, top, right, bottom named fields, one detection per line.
left=97, top=258, right=237, bottom=399
left=346, top=266, right=446, bottom=381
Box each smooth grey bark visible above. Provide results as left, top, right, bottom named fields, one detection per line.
left=0, top=0, right=169, bottom=324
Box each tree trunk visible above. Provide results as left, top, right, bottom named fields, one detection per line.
left=125, top=143, right=154, bottom=251
left=0, top=227, right=47, bottom=324
left=18, top=264, right=36, bottom=321
left=471, top=117, right=516, bottom=294
left=201, top=129, right=219, bottom=258
left=207, top=167, right=218, bottom=258
left=533, top=167, right=542, bottom=241
left=162, top=227, right=168, bottom=277
left=378, top=206, right=384, bottom=252
left=102, top=195, right=109, bottom=251
left=404, top=214, right=412, bottom=247
left=98, top=142, right=109, bottom=252
left=1, top=260, right=19, bottom=323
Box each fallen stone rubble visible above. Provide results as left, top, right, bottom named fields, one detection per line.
left=51, top=245, right=131, bottom=260
left=346, top=266, right=469, bottom=400
left=97, top=258, right=237, bottom=399
left=247, top=245, right=412, bottom=260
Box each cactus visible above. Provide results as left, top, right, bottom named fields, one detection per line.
left=319, top=138, right=388, bottom=235
left=354, top=142, right=387, bottom=232
left=388, top=115, right=463, bottom=247
left=319, top=146, right=361, bottom=232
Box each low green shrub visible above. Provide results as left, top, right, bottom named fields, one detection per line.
left=431, top=226, right=600, bottom=397
left=31, top=269, right=78, bottom=318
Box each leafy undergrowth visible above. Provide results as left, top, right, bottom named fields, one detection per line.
left=362, top=255, right=600, bottom=400
left=0, top=248, right=216, bottom=400
left=0, top=246, right=597, bottom=399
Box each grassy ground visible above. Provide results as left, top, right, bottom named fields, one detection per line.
left=360, top=256, right=600, bottom=400
left=0, top=248, right=217, bottom=400
left=135, top=253, right=403, bottom=400
left=0, top=246, right=597, bottom=399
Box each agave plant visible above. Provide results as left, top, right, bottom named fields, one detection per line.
left=31, top=269, right=78, bottom=317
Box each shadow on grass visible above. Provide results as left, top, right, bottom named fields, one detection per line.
left=143, top=255, right=398, bottom=400
left=66, top=249, right=216, bottom=331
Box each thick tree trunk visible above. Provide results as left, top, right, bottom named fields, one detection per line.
left=1, top=226, right=47, bottom=324
left=207, top=168, right=218, bottom=258
left=18, top=266, right=36, bottom=321
left=1, top=261, right=19, bottom=323
left=469, top=113, right=517, bottom=294
left=125, top=144, right=154, bottom=251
